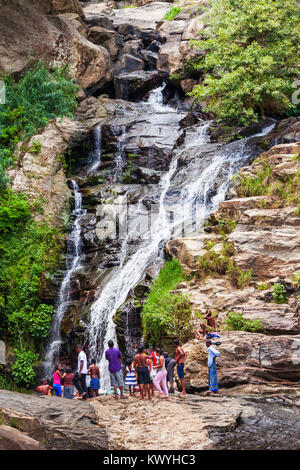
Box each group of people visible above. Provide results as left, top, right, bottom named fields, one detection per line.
left=37, top=310, right=221, bottom=399
left=37, top=345, right=100, bottom=399
left=104, top=339, right=187, bottom=400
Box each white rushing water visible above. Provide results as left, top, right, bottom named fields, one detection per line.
left=43, top=180, right=86, bottom=376
left=43, top=126, right=103, bottom=376
left=87, top=85, right=276, bottom=391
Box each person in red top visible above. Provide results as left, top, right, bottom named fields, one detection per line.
left=173, top=339, right=187, bottom=396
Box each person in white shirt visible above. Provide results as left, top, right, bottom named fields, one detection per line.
left=74, top=345, right=88, bottom=399
left=206, top=340, right=220, bottom=395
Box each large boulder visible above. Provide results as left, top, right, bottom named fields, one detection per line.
left=184, top=332, right=300, bottom=392
left=0, top=390, right=108, bottom=450
left=50, top=0, right=85, bottom=19
left=0, top=0, right=112, bottom=92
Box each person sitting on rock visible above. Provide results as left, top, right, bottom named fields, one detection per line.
left=36, top=380, right=53, bottom=396
left=206, top=340, right=220, bottom=395
left=88, top=359, right=100, bottom=397
left=196, top=323, right=207, bottom=340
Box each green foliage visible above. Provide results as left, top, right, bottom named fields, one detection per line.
left=234, top=163, right=272, bottom=197
left=163, top=5, right=182, bottom=21
left=0, top=188, right=62, bottom=353
left=292, top=271, right=300, bottom=288
left=190, top=0, right=300, bottom=125
left=141, top=259, right=192, bottom=344
left=272, top=282, right=287, bottom=303
left=11, top=350, right=38, bottom=387
left=0, top=60, right=78, bottom=189
left=256, top=281, right=270, bottom=291
left=30, top=139, right=41, bottom=154
left=226, top=260, right=252, bottom=288
left=224, top=311, right=264, bottom=332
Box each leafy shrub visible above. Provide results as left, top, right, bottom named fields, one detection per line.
left=0, top=60, right=78, bottom=189
left=272, top=283, right=287, bottom=303
left=163, top=5, right=182, bottom=21
left=141, top=259, right=192, bottom=344
left=224, top=311, right=264, bottom=332
left=190, top=0, right=300, bottom=125
left=11, top=350, right=38, bottom=387
left=0, top=189, right=62, bottom=352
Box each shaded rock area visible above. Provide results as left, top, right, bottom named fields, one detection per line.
left=0, top=390, right=108, bottom=450
left=0, top=425, right=44, bottom=450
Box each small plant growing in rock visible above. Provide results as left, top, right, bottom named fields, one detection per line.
left=163, top=5, right=182, bottom=21
left=272, top=283, right=287, bottom=304
left=256, top=281, right=270, bottom=291
left=224, top=311, right=264, bottom=332
left=30, top=139, right=41, bottom=154
left=292, top=271, right=300, bottom=288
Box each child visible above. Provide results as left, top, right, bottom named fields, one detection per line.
left=62, top=367, right=74, bottom=399
left=125, top=360, right=138, bottom=397
left=88, top=359, right=100, bottom=397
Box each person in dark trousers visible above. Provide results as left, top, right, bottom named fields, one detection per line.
left=163, top=352, right=176, bottom=393
left=73, top=344, right=88, bottom=399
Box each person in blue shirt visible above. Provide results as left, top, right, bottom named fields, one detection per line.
left=206, top=340, right=220, bottom=395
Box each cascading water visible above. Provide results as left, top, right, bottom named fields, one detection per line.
left=43, top=125, right=102, bottom=377
left=43, top=181, right=86, bottom=377
left=87, top=84, right=276, bottom=391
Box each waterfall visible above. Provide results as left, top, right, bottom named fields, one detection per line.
left=89, top=125, right=102, bottom=173
left=43, top=180, right=86, bottom=377
left=43, top=125, right=102, bottom=377
left=87, top=85, right=275, bottom=391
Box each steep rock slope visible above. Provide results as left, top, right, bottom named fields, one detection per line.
left=167, top=119, right=300, bottom=390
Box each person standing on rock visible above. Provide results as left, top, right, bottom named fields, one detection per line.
left=62, top=367, right=75, bottom=399
left=74, top=345, right=88, bottom=399
left=134, top=345, right=152, bottom=400
left=105, top=340, right=127, bottom=400
left=206, top=340, right=220, bottom=395
left=88, top=359, right=100, bottom=397
left=53, top=363, right=63, bottom=397
left=153, top=349, right=169, bottom=399
left=173, top=339, right=187, bottom=396
left=163, top=352, right=176, bottom=394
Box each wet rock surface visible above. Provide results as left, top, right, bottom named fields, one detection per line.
left=210, top=395, right=300, bottom=450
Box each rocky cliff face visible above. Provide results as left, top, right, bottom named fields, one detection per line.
left=167, top=119, right=300, bottom=391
